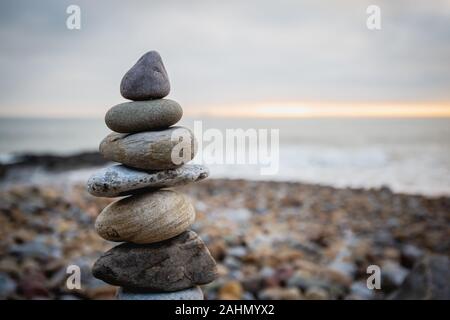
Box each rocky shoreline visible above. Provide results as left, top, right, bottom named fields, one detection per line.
left=0, top=175, right=449, bottom=299
left=0, top=152, right=108, bottom=177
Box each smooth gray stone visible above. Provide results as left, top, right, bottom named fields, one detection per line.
left=87, top=164, right=209, bottom=197
left=95, top=189, right=195, bottom=244
left=92, top=231, right=218, bottom=291
left=99, top=126, right=197, bottom=170
left=117, top=286, right=204, bottom=300
left=389, top=254, right=450, bottom=300
left=105, top=99, right=182, bottom=133
left=120, top=51, right=170, bottom=100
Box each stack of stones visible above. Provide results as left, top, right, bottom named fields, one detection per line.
left=87, top=51, right=218, bottom=300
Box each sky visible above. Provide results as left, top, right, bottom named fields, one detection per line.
left=0, top=0, right=449, bottom=118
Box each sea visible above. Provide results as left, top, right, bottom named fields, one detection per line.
left=0, top=117, right=449, bottom=196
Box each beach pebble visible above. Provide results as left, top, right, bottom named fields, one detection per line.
left=95, top=190, right=195, bottom=244
left=350, top=281, right=375, bottom=300
left=0, top=272, right=17, bottom=299
left=105, top=99, right=182, bottom=133
left=400, top=244, right=424, bottom=268
left=117, top=286, right=204, bottom=300
left=305, top=286, right=329, bottom=300
left=286, top=270, right=330, bottom=291
left=9, top=236, right=62, bottom=261
left=259, top=287, right=302, bottom=300
left=390, top=254, right=450, bottom=300
left=218, top=281, right=243, bottom=300
left=227, top=246, right=248, bottom=258
left=99, top=126, right=197, bottom=170
left=18, top=269, right=50, bottom=299
left=87, top=164, right=209, bottom=197
left=381, top=260, right=409, bottom=291
left=120, top=51, right=170, bottom=100
left=92, top=231, right=218, bottom=291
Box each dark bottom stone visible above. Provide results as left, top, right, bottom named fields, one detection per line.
left=92, top=230, right=218, bottom=291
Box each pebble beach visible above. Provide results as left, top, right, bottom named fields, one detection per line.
left=1, top=173, right=448, bottom=300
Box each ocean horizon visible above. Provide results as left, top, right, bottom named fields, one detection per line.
left=1, top=116, right=449, bottom=196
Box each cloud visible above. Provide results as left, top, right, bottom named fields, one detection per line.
left=0, top=0, right=449, bottom=117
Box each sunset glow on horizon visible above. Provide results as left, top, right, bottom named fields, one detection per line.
left=186, top=101, right=450, bottom=119
left=1, top=101, right=450, bottom=119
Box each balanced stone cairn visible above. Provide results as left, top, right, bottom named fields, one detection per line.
left=87, top=51, right=218, bottom=300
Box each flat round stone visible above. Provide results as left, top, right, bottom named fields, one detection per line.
left=99, top=126, right=197, bottom=170
left=117, top=286, right=204, bottom=300
left=92, top=231, right=218, bottom=291
left=95, top=190, right=195, bottom=244
left=105, top=99, right=182, bottom=133
left=87, top=164, right=209, bottom=197
left=120, top=51, right=170, bottom=100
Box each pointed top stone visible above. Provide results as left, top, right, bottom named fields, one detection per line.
left=120, top=51, right=170, bottom=101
